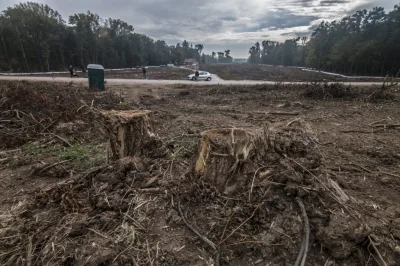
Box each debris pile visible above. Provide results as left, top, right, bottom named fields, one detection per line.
left=301, top=82, right=358, bottom=100
left=0, top=81, right=125, bottom=149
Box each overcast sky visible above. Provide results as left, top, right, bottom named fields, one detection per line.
left=1, top=0, right=398, bottom=57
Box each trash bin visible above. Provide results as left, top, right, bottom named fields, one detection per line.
left=87, top=64, right=105, bottom=90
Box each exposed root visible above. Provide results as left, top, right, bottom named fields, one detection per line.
left=294, top=197, right=309, bottom=266
left=177, top=201, right=217, bottom=251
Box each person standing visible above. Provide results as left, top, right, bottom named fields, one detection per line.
left=142, top=67, right=147, bottom=79
left=195, top=70, right=199, bottom=81
left=69, top=65, right=74, bottom=78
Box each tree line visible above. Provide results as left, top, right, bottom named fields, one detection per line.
left=248, top=4, right=400, bottom=76
left=0, top=2, right=230, bottom=72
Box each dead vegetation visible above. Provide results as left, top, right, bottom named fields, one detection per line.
left=0, top=81, right=128, bottom=149
left=301, top=82, right=359, bottom=100
left=0, top=80, right=400, bottom=265
left=368, top=70, right=400, bottom=101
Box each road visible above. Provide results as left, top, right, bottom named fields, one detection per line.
left=0, top=75, right=383, bottom=87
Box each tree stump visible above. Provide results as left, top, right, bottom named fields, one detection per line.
left=193, top=121, right=321, bottom=195
left=194, top=128, right=260, bottom=194
left=100, top=110, right=166, bottom=160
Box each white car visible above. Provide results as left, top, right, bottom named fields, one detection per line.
left=188, top=71, right=212, bottom=81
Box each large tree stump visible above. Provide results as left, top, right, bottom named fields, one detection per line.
left=193, top=121, right=321, bottom=195
left=194, top=128, right=260, bottom=194
left=100, top=110, right=166, bottom=160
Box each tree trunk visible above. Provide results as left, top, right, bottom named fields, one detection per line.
left=46, top=57, right=50, bottom=72
left=17, top=36, right=30, bottom=73
left=59, top=47, right=65, bottom=68
left=0, top=31, right=12, bottom=71
left=99, top=110, right=167, bottom=160
left=32, top=39, right=44, bottom=72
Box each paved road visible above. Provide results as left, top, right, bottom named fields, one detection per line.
left=0, top=75, right=383, bottom=87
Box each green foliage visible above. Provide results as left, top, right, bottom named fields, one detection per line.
left=118, top=102, right=131, bottom=110
left=59, top=143, right=105, bottom=170
left=22, top=141, right=106, bottom=170
left=248, top=4, right=400, bottom=76
left=0, top=3, right=224, bottom=71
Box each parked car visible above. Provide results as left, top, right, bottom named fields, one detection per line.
left=188, top=71, right=212, bottom=81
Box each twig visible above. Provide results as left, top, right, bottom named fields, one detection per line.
left=226, top=241, right=267, bottom=247
left=88, top=228, right=109, bottom=239
left=272, top=228, right=293, bottom=240
left=40, top=133, right=72, bottom=147
left=267, top=111, right=300, bottom=115
left=146, top=240, right=154, bottom=266
left=294, top=197, right=309, bottom=266
left=220, top=204, right=260, bottom=244
left=215, top=246, right=220, bottom=266
left=368, top=235, right=388, bottom=266
left=369, top=119, right=390, bottom=126
left=254, top=111, right=300, bottom=115
left=112, top=243, right=133, bottom=263
left=340, top=130, right=382, bottom=134
left=378, top=169, right=400, bottom=178
left=178, top=202, right=217, bottom=250
left=346, top=163, right=372, bottom=173
left=372, top=124, right=400, bottom=129
left=26, top=235, right=33, bottom=266
left=249, top=166, right=267, bottom=201
left=40, top=119, right=58, bottom=133
left=38, top=160, right=71, bottom=173
left=139, top=188, right=164, bottom=194
left=323, top=257, right=332, bottom=266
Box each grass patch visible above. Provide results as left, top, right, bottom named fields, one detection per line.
left=22, top=141, right=106, bottom=171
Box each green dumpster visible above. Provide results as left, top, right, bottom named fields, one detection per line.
left=87, top=64, right=105, bottom=90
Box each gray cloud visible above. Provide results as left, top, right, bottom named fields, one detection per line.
left=320, top=0, right=350, bottom=6
left=0, top=0, right=398, bottom=58
left=219, top=16, right=238, bottom=21
left=258, top=11, right=320, bottom=29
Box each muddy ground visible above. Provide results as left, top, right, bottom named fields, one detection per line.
left=0, top=80, right=399, bottom=265
left=201, top=64, right=394, bottom=82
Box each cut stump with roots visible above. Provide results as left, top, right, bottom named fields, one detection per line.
left=194, top=120, right=321, bottom=195
left=100, top=110, right=166, bottom=160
